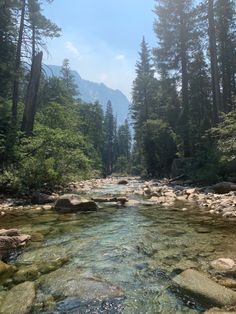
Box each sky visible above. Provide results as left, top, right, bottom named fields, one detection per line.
left=43, top=0, right=157, bottom=99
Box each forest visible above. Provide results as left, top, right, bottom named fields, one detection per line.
left=0, top=0, right=236, bottom=195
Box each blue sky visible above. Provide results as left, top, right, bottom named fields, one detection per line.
left=43, top=0, right=156, bottom=99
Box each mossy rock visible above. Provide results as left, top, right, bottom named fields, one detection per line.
left=0, top=262, right=16, bottom=283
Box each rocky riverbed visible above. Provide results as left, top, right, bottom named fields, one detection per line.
left=0, top=177, right=236, bottom=313
left=67, top=177, right=236, bottom=220
left=2, top=176, right=236, bottom=220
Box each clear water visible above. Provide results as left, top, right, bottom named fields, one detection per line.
left=0, top=183, right=236, bottom=313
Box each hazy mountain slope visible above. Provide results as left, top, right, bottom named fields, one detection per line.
left=44, top=65, right=130, bottom=124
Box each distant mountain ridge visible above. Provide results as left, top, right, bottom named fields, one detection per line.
left=44, top=65, right=130, bottom=124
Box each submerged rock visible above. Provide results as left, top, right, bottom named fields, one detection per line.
left=0, top=281, right=35, bottom=314
left=173, top=269, right=236, bottom=307
left=55, top=194, right=98, bottom=213
left=211, top=258, right=235, bottom=271
left=39, top=268, right=124, bottom=301
left=13, top=265, right=39, bottom=283
left=0, top=261, right=16, bottom=281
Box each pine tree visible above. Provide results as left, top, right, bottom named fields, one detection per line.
left=188, top=49, right=212, bottom=152
left=0, top=0, right=16, bottom=99
left=207, top=0, right=221, bottom=121
left=103, top=100, right=115, bottom=175
left=154, top=0, right=196, bottom=157
left=61, top=59, right=78, bottom=99
left=131, top=37, right=156, bottom=156
left=117, top=119, right=131, bottom=160
left=215, top=0, right=236, bottom=111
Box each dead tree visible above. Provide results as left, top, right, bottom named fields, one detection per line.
left=21, top=51, right=43, bottom=135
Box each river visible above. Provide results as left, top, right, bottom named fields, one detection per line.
left=0, top=181, right=236, bottom=313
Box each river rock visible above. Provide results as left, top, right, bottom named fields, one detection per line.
left=0, top=261, right=16, bottom=281
left=39, top=268, right=124, bottom=301
left=173, top=269, right=236, bottom=307
left=0, top=281, right=35, bottom=314
left=218, top=278, right=236, bottom=289
left=55, top=194, right=98, bottom=212
left=0, top=229, right=20, bottom=237
left=0, top=229, right=31, bottom=254
left=13, top=265, right=40, bottom=283
left=212, top=182, right=236, bottom=195
left=118, top=179, right=128, bottom=185
left=204, top=309, right=236, bottom=314
left=211, top=258, right=235, bottom=271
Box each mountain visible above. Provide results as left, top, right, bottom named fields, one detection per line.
left=44, top=65, right=130, bottom=124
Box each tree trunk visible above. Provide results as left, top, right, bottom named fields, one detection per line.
left=180, top=10, right=191, bottom=157
left=12, top=0, right=26, bottom=124
left=21, top=51, right=43, bottom=135
left=208, top=0, right=221, bottom=122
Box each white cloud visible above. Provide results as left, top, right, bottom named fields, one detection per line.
left=115, top=54, right=125, bottom=60
left=65, top=41, right=79, bottom=56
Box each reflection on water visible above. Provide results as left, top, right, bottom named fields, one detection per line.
left=0, top=184, right=236, bottom=313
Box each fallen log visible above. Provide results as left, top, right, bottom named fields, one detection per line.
left=92, top=197, right=128, bottom=205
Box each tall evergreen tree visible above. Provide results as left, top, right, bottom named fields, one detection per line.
left=103, top=100, right=115, bottom=175
left=154, top=0, right=196, bottom=157
left=215, top=0, right=236, bottom=111
left=61, top=59, right=78, bottom=99
left=188, top=49, right=212, bottom=152
left=0, top=0, right=16, bottom=99
left=131, top=37, right=156, bottom=154
left=207, top=0, right=221, bottom=121
left=131, top=37, right=155, bottom=132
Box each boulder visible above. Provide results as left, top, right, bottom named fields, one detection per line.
left=0, top=229, right=31, bottom=255
left=211, top=258, right=235, bottom=271
left=173, top=269, right=236, bottom=307
left=55, top=194, right=98, bottom=213
left=212, top=182, right=236, bottom=195
left=118, top=179, right=128, bottom=185
left=0, top=234, right=31, bottom=250
left=0, top=281, right=35, bottom=314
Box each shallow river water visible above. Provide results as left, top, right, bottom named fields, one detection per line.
left=1, top=183, right=236, bottom=313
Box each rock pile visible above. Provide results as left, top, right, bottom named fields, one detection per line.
left=134, top=180, right=236, bottom=219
